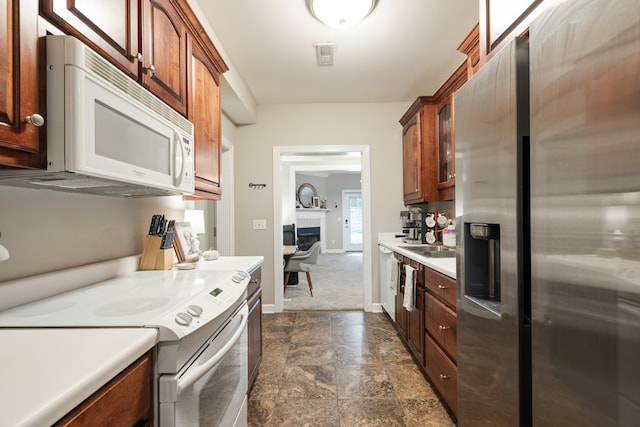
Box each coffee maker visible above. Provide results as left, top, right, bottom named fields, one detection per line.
left=401, top=208, right=423, bottom=243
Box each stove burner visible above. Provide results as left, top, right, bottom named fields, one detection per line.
left=93, top=296, right=171, bottom=317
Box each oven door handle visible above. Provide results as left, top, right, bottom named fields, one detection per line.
left=176, top=308, right=248, bottom=396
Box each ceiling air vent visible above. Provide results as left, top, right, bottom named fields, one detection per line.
left=314, top=42, right=335, bottom=66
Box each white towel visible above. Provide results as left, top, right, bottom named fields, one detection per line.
left=389, top=260, right=399, bottom=296
left=403, top=264, right=416, bottom=311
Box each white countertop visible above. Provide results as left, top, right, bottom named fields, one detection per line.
left=0, top=255, right=264, bottom=427
left=378, top=236, right=457, bottom=279
left=0, top=328, right=157, bottom=427
left=197, top=255, right=263, bottom=273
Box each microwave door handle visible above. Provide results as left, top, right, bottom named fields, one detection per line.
left=173, top=131, right=186, bottom=187
left=175, top=309, right=248, bottom=396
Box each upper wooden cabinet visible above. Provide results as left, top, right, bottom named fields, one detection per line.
left=480, top=0, right=545, bottom=62
left=141, top=0, right=188, bottom=115
left=400, top=97, right=437, bottom=205
left=400, top=63, right=467, bottom=204
left=40, top=0, right=140, bottom=79
left=399, top=24, right=479, bottom=205
left=42, top=0, right=188, bottom=115
left=188, top=38, right=222, bottom=199
left=5, top=0, right=229, bottom=197
left=0, top=0, right=46, bottom=169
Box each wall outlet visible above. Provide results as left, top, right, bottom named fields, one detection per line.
left=253, top=219, right=267, bottom=230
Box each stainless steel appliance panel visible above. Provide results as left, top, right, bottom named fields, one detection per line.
left=456, top=38, right=530, bottom=426
left=530, top=1, right=640, bottom=425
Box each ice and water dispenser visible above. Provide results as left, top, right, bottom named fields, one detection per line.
left=464, top=223, right=502, bottom=315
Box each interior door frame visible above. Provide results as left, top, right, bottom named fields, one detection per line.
left=272, top=145, right=372, bottom=313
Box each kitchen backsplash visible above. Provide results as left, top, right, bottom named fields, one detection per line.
left=0, top=186, right=191, bottom=283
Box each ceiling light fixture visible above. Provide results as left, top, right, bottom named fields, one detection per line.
left=306, top=0, right=378, bottom=29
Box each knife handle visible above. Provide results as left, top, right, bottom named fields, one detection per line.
left=161, top=231, right=174, bottom=249
left=148, top=215, right=159, bottom=235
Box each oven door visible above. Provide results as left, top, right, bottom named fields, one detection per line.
left=158, top=303, right=248, bottom=427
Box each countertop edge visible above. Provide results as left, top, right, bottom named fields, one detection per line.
left=3, top=328, right=157, bottom=427
left=379, top=239, right=457, bottom=279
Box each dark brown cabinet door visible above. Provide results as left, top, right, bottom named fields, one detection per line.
left=41, top=0, right=140, bottom=79
left=402, top=114, right=422, bottom=204
left=142, top=0, right=187, bottom=115
left=436, top=96, right=455, bottom=201
left=407, top=285, right=425, bottom=363
left=188, top=39, right=222, bottom=199
left=0, top=0, right=45, bottom=168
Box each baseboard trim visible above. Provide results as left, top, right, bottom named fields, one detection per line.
left=370, top=303, right=383, bottom=313
left=262, top=303, right=382, bottom=314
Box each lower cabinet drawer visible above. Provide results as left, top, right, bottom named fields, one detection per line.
left=424, top=268, right=456, bottom=308
left=425, top=334, right=457, bottom=417
left=425, top=292, right=457, bottom=362
left=54, top=352, right=153, bottom=426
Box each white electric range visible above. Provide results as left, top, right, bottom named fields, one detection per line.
left=0, top=263, right=256, bottom=427
left=0, top=267, right=248, bottom=340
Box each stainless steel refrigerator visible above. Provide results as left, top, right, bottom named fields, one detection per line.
left=455, top=0, right=640, bottom=426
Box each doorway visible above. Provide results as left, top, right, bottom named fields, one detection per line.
left=342, top=190, right=363, bottom=251
left=273, top=145, right=372, bottom=313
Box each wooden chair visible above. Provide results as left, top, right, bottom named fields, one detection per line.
left=284, top=241, right=321, bottom=296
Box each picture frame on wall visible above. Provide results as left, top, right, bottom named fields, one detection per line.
left=173, top=222, right=201, bottom=262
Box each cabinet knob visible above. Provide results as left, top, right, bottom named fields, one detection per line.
left=439, top=374, right=451, bottom=381
left=25, top=114, right=45, bottom=127
left=250, top=279, right=258, bottom=284
left=437, top=284, right=447, bottom=290
left=132, top=52, right=144, bottom=62
left=438, top=325, right=450, bottom=332
left=145, top=64, right=156, bottom=76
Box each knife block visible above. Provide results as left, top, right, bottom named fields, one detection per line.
left=139, top=235, right=174, bottom=270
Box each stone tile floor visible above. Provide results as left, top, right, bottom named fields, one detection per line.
left=248, top=311, right=456, bottom=426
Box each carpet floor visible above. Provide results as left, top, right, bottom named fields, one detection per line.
left=283, top=252, right=364, bottom=311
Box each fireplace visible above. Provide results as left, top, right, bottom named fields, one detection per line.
left=297, top=226, right=320, bottom=251
left=296, top=208, right=327, bottom=253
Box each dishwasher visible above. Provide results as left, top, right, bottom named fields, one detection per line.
left=378, top=245, right=399, bottom=321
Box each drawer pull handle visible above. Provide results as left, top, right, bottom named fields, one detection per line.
left=439, top=374, right=451, bottom=381
left=438, top=325, right=450, bottom=332
left=437, top=284, right=447, bottom=289
left=250, top=279, right=258, bottom=283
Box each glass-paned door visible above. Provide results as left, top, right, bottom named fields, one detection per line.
left=342, top=190, right=363, bottom=251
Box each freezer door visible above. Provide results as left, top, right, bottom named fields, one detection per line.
left=455, top=38, right=530, bottom=426
left=530, top=1, right=640, bottom=426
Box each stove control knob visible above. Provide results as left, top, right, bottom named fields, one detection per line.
left=232, top=270, right=248, bottom=283
left=187, top=305, right=203, bottom=317
left=175, top=312, right=192, bottom=326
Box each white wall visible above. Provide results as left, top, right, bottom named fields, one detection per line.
left=233, top=102, right=408, bottom=307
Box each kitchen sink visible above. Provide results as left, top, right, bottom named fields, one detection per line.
left=399, top=245, right=456, bottom=258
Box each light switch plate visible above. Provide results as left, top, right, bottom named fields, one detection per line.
left=253, top=219, right=267, bottom=230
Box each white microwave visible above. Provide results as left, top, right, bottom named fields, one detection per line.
left=0, top=35, right=194, bottom=197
